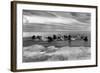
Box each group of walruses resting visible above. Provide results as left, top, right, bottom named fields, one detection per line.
left=32, top=34, right=88, bottom=43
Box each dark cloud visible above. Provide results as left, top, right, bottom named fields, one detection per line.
left=23, top=10, right=57, bottom=18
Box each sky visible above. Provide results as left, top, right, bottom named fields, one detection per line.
left=23, top=10, right=91, bottom=32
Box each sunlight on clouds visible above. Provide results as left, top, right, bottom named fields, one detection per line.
left=23, top=15, right=78, bottom=25
left=23, top=15, right=89, bottom=26
left=23, top=10, right=91, bottom=32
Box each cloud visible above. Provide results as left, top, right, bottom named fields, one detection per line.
left=23, top=10, right=91, bottom=31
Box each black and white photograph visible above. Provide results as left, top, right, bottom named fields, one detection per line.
left=11, top=1, right=97, bottom=71
left=22, top=10, right=91, bottom=62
